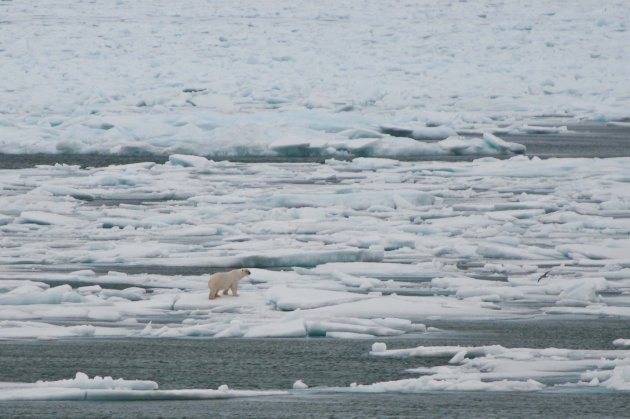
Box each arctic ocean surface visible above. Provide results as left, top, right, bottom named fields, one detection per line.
left=2, top=319, right=630, bottom=418
left=2, top=0, right=630, bottom=417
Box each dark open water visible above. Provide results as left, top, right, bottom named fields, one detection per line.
left=1, top=319, right=629, bottom=418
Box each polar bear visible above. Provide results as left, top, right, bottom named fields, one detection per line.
left=208, top=268, right=251, bottom=300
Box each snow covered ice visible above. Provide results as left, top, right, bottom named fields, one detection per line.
left=0, top=372, right=287, bottom=401
left=328, top=343, right=630, bottom=393
left=1, top=0, right=629, bottom=156
left=2, top=156, right=630, bottom=343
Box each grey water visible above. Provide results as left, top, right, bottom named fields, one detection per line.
left=1, top=319, right=630, bottom=418
left=501, top=122, right=630, bottom=159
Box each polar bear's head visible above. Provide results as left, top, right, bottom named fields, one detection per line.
left=240, top=268, right=251, bottom=276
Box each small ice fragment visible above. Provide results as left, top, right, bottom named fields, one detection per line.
left=449, top=350, right=467, bottom=364
left=218, top=384, right=229, bottom=392
left=613, top=339, right=630, bottom=347
left=293, top=380, right=308, bottom=389
left=68, top=325, right=96, bottom=337
left=411, top=324, right=427, bottom=332
left=372, top=342, right=387, bottom=353
left=140, top=322, right=153, bottom=335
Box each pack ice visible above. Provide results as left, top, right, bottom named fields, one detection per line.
left=1, top=156, right=630, bottom=343
left=1, top=0, right=628, bottom=156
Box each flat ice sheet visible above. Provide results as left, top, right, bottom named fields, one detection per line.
left=0, top=373, right=287, bottom=401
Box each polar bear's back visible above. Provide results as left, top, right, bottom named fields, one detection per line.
left=208, top=269, right=247, bottom=289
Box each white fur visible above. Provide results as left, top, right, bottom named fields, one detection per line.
left=208, top=268, right=250, bottom=300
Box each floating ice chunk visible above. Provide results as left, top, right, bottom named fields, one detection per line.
left=336, top=128, right=383, bottom=140
left=476, top=243, right=544, bottom=260
left=449, top=350, right=467, bottom=364
left=307, top=295, right=510, bottom=321
left=557, top=244, right=630, bottom=260
left=243, top=318, right=306, bottom=338
left=327, top=157, right=400, bottom=171
left=35, top=372, right=158, bottom=390
left=168, top=154, right=212, bottom=169
left=267, top=286, right=371, bottom=311
left=258, top=190, right=434, bottom=210
left=366, top=343, right=630, bottom=392
left=482, top=133, right=526, bottom=154
left=329, top=271, right=382, bottom=290
left=18, top=211, right=78, bottom=226
left=556, top=278, right=608, bottom=306
left=372, top=318, right=413, bottom=330
left=370, top=344, right=469, bottom=358
left=101, top=287, right=146, bottom=301
left=0, top=321, right=128, bottom=339
left=307, top=262, right=442, bottom=280
left=109, top=142, right=161, bottom=155
left=70, top=270, right=96, bottom=278
left=68, top=325, right=96, bottom=337
left=379, top=124, right=457, bottom=140
left=38, top=185, right=94, bottom=201
left=483, top=263, right=537, bottom=275
left=0, top=285, right=82, bottom=305
left=168, top=249, right=384, bottom=268
left=437, top=134, right=525, bottom=156
left=0, top=373, right=287, bottom=401
left=0, top=387, right=289, bottom=402
left=337, top=376, right=544, bottom=393
left=613, top=339, right=630, bottom=347
left=372, top=342, right=387, bottom=353
left=509, top=125, right=568, bottom=135
left=601, top=366, right=630, bottom=390
left=269, top=137, right=312, bottom=153
left=456, top=287, right=524, bottom=301
left=189, top=94, right=236, bottom=111
left=0, top=281, right=49, bottom=293
left=307, top=320, right=404, bottom=337
left=214, top=320, right=244, bottom=338
left=326, top=331, right=375, bottom=339
left=293, top=380, right=308, bottom=389
left=140, top=322, right=154, bottom=336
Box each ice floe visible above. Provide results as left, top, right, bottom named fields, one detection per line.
left=343, top=342, right=630, bottom=393
left=0, top=373, right=287, bottom=401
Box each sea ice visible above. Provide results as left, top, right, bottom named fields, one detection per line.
left=0, top=373, right=287, bottom=401
left=2, top=1, right=628, bottom=156
left=2, top=156, right=630, bottom=340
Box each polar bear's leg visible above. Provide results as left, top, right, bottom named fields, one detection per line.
left=231, top=283, right=239, bottom=297
left=222, top=287, right=231, bottom=296
left=209, top=287, right=219, bottom=300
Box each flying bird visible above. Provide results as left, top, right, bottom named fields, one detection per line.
left=537, top=270, right=551, bottom=283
